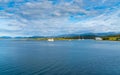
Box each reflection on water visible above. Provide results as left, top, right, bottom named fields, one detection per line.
left=0, top=40, right=120, bottom=75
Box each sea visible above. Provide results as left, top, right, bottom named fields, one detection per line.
left=0, top=40, right=120, bottom=75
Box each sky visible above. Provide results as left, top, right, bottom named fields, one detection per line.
left=0, top=0, right=120, bottom=37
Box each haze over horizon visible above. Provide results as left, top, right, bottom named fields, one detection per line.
left=0, top=0, right=120, bottom=37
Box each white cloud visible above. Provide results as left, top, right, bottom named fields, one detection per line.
left=77, top=10, right=120, bottom=33
left=0, top=0, right=120, bottom=36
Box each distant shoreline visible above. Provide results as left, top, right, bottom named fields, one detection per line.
left=0, top=38, right=120, bottom=42
left=0, top=34, right=120, bottom=41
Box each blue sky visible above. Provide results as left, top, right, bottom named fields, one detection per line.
left=0, top=0, right=120, bottom=36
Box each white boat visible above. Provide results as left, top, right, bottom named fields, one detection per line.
left=47, top=38, right=54, bottom=42
left=81, top=39, right=84, bottom=40
left=95, top=37, right=102, bottom=40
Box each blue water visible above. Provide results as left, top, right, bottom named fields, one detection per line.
left=0, top=40, right=120, bottom=75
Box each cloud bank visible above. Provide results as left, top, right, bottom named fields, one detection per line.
left=0, top=0, right=120, bottom=36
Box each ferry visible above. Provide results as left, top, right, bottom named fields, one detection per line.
left=47, top=38, right=54, bottom=42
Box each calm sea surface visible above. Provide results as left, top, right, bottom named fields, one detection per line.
left=0, top=40, right=120, bottom=75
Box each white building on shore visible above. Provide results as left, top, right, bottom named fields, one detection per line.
left=95, top=37, right=103, bottom=40
left=47, top=38, right=54, bottom=42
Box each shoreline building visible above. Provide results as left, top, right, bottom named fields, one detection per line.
left=95, top=37, right=103, bottom=40
left=47, top=38, right=54, bottom=42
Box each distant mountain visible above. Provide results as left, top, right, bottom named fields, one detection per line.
left=57, top=32, right=120, bottom=37
left=92, top=32, right=120, bottom=36
left=0, top=32, right=120, bottom=39
left=0, top=36, right=12, bottom=39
